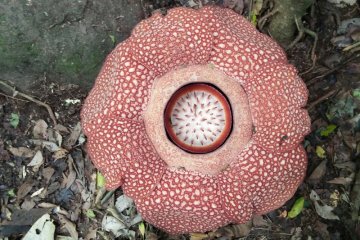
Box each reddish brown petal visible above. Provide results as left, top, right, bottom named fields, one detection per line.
left=85, top=115, right=166, bottom=193
left=245, top=64, right=310, bottom=151
left=135, top=169, right=228, bottom=234
left=129, top=7, right=214, bottom=74
left=218, top=142, right=307, bottom=218
left=208, top=7, right=287, bottom=83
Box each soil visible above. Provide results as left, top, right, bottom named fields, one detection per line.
left=0, top=1, right=359, bottom=240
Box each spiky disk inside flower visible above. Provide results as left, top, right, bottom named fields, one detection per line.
left=164, top=83, right=232, bottom=154
left=81, top=6, right=310, bottom=234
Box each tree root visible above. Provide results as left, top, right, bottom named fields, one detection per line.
left=0, top=80, right=57, bottom=126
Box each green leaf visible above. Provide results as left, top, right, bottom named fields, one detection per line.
left=353, top=89, right=360, bottom=100
left=97, top=171, right=106, bottom=188
left=7, top=189, right=15, bottom=197
left=251, top=13, right=257, bottom=26
left=9, top=113, right=19, bottom=128
left=86, top=209, right=96, bottom=219
left=288, top=197, right=305, bottom=218
left=316, top=146, right=326, bottom=158
left=320, top=124, right=337, bottom=137
left=139, top=222, right=145, bottom=238
left=109, top=34, right=116, bottom=44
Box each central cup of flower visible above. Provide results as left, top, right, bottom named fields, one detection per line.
left=164, top=83, right=232, bottom=154
left=144, top=65, right=252, bottom=175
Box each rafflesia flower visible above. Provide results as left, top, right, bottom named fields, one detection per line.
left=81, top=6, right=311, bottom=234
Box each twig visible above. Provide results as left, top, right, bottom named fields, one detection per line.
left=343, top=41, right=360, bottom=52
left=101, top=190, right=115, bottom=205
left=258, top=8, right=279, bottom=31
left=307, top=89, right=338, bottom=111
left=0, top=92, right=29, bottom=102
left=300, top=27, right=318, bottom=75
left=306, top=53, right=360, bottom=86
left=0, top=80, right=57, bottom=126
left=286, top=17, right=318, bottom=76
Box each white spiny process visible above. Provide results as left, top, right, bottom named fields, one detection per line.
left=171, top=91, right=225, bottom=146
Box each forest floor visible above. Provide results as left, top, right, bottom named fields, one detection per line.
left=0, top=1, right=359, bottom=240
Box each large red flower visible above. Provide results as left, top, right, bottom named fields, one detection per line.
left=81, top=6, right=311, bottom=234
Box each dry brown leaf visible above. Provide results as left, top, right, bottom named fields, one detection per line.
left=21, top=197, right=36, bottom=210
left=42, top=167, right=55, bottom=184
left=189, top=233, right=208, bottom=240
left=252, top=215, right=269, bottom=227
left=85, top=227, right=97, bottom=240
left=327, top=175, right=354, bottom=185
left=145, top=232, right=159, bottom=240
left=215, top=221, right=252, bottom=238
left=334, top=161, right=356, bottom=171
left=47, top=129, right=63, bottom=146
left=54, top=124, right=70, bottom=133
left=38, top=202, right=58, bottom=208
left=58, top=214, right=79, bottom=239
left=30, top=140, right=61, bottom=152
left=53, top=148, right=68, bottom=160
left=62, top=156, right=76, bottom=190
left=310, top=190, right=340, bottom=220
left=308, top=160, right=327, bottom=181
left=314, top=221, right=330, bottom=240
left=30, top=187, right=45, bottom=198
left=33, top=119, right=48, bottom=139
left=27, top=150, right=44, bottom=172
left=17, top=180, right=34, bottom=200
left=8, top=146, right=35, bottom=158
left=63, top=122, right=82, bottom=149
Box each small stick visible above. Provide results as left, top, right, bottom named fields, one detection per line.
left=306, top=53, right=360, bottom=86
left=0, top=92, right=29, bottom=102
left=307, top=89, right=338, bottom=111
left=0, top=80, right=57, bottom=126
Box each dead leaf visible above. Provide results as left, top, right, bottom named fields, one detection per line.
left=58, top=214, right=79, bottom=239
left=33, top=119, right=48, bottom=139
left=17, top=180, right=34, bottom=200
left=38, top=202, right=57, bottom=208
left=30, top=139, right=61, bottom=152
left=8, top=146, right=35, bottom=158
left=62, top=156, right=76, bottom=190
left=308, top=160, right=327, bottom=181
left=314, top=221, right=330, bottom=240
left=27, top=150, right=44, bottom=172
left=215, top=221, right=252, bottom=238
left=351, top=169, right=360, bottom=221
left=327, top=175, right=355, bottom=185
left=101, top=215, right=127, bottom=237
left=23, top=213, right=55, bottom=240
left=252, top=215, right=269, bottom=227
left=190, top=233, right=208, bottom=240
left=310, top=190, right=340, bottom=220
left=334, top=161, right=356, bottom=171
left=54, top=124, right=70, bottom=133
left=30, top=187, right=45, bottom=198
left=21, top=197, right=36, bottom=210
left=330, top=190, right=341, bottom=207
left=53, top=148, right=68, bottom=160
left=145, top=232, right=159, bottom=240
left=63, top=122, right=82, bottom=149
left=115, top=195, right=134, bottom=213
left=47, top=129, right=63, bottom=146
left=85, top=227, right=97, bottom=240
left=42, top=167, right=55, bottom=184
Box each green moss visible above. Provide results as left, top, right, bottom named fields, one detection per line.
left=54, top=46, right=105, bottom=77
left=0, top=35, right=40, bottom=69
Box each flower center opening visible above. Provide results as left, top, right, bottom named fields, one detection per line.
left=164, top=83, right=233, bottom=154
